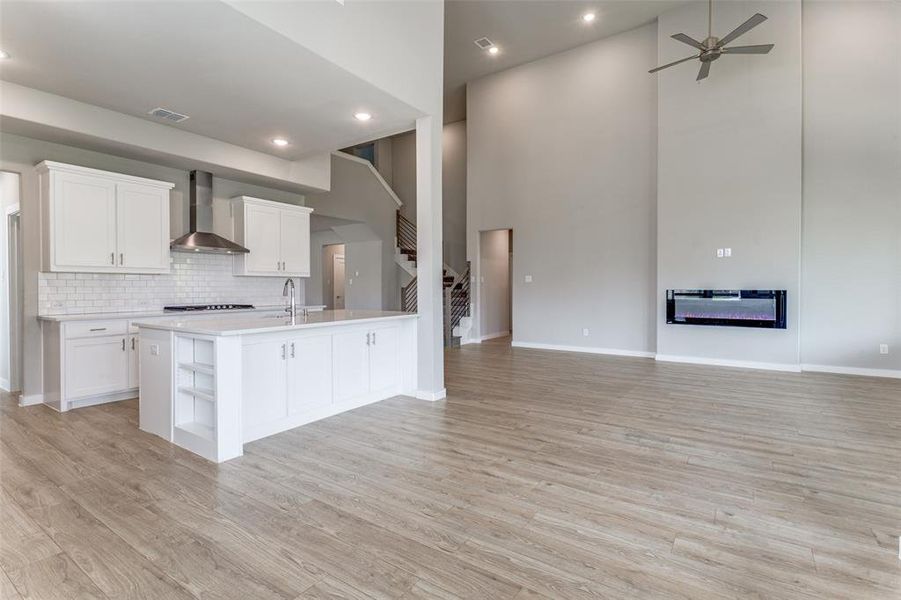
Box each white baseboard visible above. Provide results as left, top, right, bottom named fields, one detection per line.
left=415, top=388, right=447, bottom=402
left=655, top=354, right=802, bottom=373
left=511, top=341, right=655, bottom=359
left=801, top=363, right=901, bottom=380
left=460, top=337, right=480, bottom=345
left=0, top=378, right=9, bottom=392
left=19, top=394, right=44, bottom=407
left=481, top=331, right=511, bottom=341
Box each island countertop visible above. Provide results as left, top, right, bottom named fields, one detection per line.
left=134, top=309, right=417, bottom=336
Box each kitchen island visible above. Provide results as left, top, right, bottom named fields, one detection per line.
left=136, top=310, right=418, bottom=462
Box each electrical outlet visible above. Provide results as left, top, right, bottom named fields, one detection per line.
left=879, top=344, right=889, bottom=355
left=716, top=248, right=724, bottom=258
left=524, top=275, right=533, bottom=283
left=582, top=328, right=590, bottom=337
left=150, top=344, right=160, bottom=356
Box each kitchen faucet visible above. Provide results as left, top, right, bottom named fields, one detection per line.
left=283, top=278, right=296, bottom=317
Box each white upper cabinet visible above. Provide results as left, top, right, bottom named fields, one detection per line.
left=38, top=161, right=173, bottom=274
left=232, top=196, right=313, bottom=277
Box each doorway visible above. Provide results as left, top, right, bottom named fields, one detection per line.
left=478, top=229, right=513, bottom=343
left=1, top=171, right=23, bottom=393
left=322, top=243, right=346, bottom=310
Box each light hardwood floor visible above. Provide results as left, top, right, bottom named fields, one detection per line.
left=1, top=337, right=899, bottom=599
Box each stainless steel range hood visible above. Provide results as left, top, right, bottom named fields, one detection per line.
left=170, top=171, right=249, bottom=254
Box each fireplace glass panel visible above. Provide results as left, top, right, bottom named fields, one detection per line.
left=666, top=290, right=786, bottom=329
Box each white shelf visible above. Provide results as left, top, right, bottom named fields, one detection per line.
left=177, top=385, right=216, bottom=403
left=174, top=421, right=214, bottom=442
left=177, top=361, right=214, bottom=375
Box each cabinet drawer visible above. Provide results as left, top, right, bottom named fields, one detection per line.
left=66, top=320, right=129, bottom=339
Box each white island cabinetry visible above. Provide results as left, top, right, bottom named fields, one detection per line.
left=138, top=311, right=417, bottom=462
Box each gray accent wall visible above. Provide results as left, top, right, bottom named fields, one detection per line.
left=801, top=1, right=901, bottom=373
left=467, top=23, right=658, bottom=351
left=655, top=0, right=803, bottom=367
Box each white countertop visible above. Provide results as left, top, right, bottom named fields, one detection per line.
left=37, top=305, right=326, bottom=322
left=134, top=309, right=417, bottom=336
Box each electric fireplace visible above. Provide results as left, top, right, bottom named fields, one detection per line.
left=666, top=289, right=786, bottom=329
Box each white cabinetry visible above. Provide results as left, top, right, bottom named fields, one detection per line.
left=232, top=196, right=312, bottom=277
left=66, top=335, right=129, bottom=399
left=38, top=161, right=173, bottom=274
left=333, top=324, right=401, bottom=404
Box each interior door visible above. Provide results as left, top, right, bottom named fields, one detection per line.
left=53, top=172, right=117, bottom=270
left=333, top=254, right=345, bottom=309
left=244, top=204, right=282, bottom=274
left=368, top=325, right=400, bottom=395
left=65, top=336, right=128, bottom=399
left=280, top=209, right=310, bottom=276
left=241, top=339, right=288, bottom=436
left=287, top=334, right=333, bottom=414
left=116, top=183, right=169, bottom=271
left=332, top=329, right=370, bottom=404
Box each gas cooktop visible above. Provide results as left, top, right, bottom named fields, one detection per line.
left=163, top=304, right=255, bottom=312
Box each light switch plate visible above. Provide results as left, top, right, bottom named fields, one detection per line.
left=880, top=344, right=889, bottom=355
left=524, top=275, right=533, bottom=283
left=724, top=248, right=732, bottom=257
left=716, top=249, right=724, bottom=258
left=582, top=328, right=590, bottom=337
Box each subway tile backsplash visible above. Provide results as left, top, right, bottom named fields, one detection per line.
left=38, top=253, right=304, bottom=315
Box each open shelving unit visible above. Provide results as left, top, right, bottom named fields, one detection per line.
left=173, top=335, right=218, bottom=457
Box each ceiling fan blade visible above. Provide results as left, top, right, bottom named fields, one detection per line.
left=717, top=13, right=768, bottom=47
left=671, top=33, right=706, bottom=51
left=722, top=44, right=774, bottom=54
left=696, top=61, right=711, bottom=81
left=649, top=54, right=700, bottom=74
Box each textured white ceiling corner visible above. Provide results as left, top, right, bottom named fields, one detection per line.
left=443, top=0, right=689, bottom=123
left=225, top=0, right=445, bottom=115
left=0, top=0, right=422, bottom=160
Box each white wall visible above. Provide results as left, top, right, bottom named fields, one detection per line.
left=801, top=0, right=901, bottom=373
left=0, top=132, right=309, bottom=402
left=479, top=230, right=511, bottom=338
left=656, top=0, right=803, bottom=368
left=304, top=154, right=400, bottom=311
left=467, top=23, right=658, bottom=352
left=0, top=171, right=20, bottom=391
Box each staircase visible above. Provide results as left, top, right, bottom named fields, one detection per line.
left=395, top=210, right=472, bottom=346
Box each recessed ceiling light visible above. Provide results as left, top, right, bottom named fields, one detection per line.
left=488, top=46, right=500, bottom=55
left=582, top=12, right=597, bottom=23
left=0, top=50, right=9, bottom=59
left=354, top=112, right=372, bottom=122
left=271, top=138, right=289, bottom=147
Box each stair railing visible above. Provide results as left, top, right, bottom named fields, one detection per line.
left=401, top=277, right=417, bottom=313
left=396, top=210, right=417, bottom=256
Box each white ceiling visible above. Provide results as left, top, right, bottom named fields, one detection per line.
left=444, top=0, right=686, bottom=122
left=0, top=1, right=422, bottom=159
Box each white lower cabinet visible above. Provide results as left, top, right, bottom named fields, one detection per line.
left=127, top=334, right=140, bottom=389
left=65, top=335, right=129, bottom=399
left=241, top=324, right=401, bottom=441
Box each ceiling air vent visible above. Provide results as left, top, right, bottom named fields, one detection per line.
left=474, top=37, right=494, bottom=50
left=148, top=107, right=190, bottom=123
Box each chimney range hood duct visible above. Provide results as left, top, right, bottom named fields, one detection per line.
left=170, top=171, right=249, bottom=254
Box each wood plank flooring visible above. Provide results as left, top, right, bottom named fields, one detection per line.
left=1, top=337, right=899, bottom=599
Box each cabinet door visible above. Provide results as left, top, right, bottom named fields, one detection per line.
left=332, top=330, right=370, bottom=404
left=116, top=183, right=170, bottom=272
left=280, top=209, right=311, bottom=276
left=241, top=339, right=288, bottom=436
left=66, top=336, right=129, bottom=399
left=368, top=325, right=401, bottom=395
left=286, top=334, right=332, bottom=414
left=127, top=334, right=139, bottom=389
left=244, top=204, right=282, bottom=274
left=52, top=172, right=117, bottom=270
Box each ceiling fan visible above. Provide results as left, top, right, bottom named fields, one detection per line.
left=649, top=0, right=774, bottom=81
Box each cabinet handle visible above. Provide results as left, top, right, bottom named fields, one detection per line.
left=131, top=337, right=136, bottom=351
left=366, top=332, right=371, bottom=346
left=120, top=253, right=124, bottom=266
left=290, top=342, right=295, bottom=358
left=281, top=344, right=286, bottom=360
left=372, top=331, right=376, bottom=345
left=110, top=252, right=115, bottom=265
left=121, top=338, right=126, bottom=351
left=89, top=327, right=107, bottom=332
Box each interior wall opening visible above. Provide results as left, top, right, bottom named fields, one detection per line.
left=478, top=229, right=513, bottom=343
